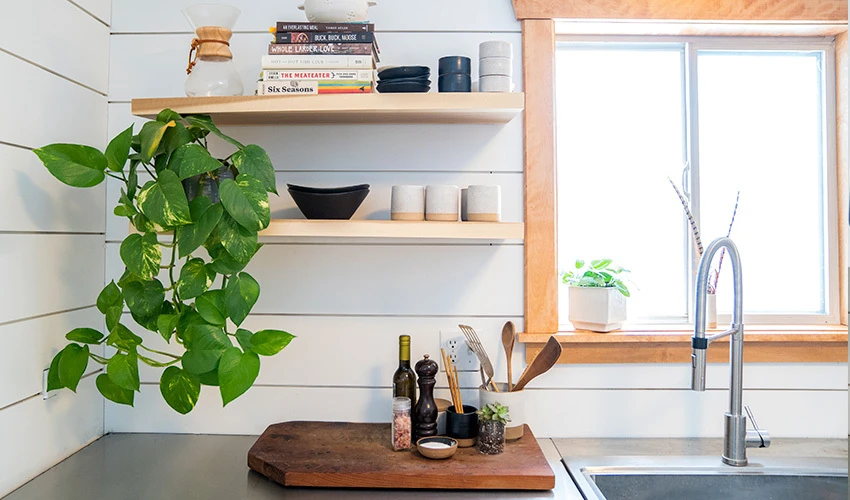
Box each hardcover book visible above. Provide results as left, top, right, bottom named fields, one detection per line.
left=258, top=80, right=373, bottom=95
left=261, top=54, right=375, bottom=69
left=275, top=22, right=374, bottom=32
left=261, top=69, right=375, bottom=81
left=268, top=43, right=376, bottom=58
left=275, top=31, right=376, bottom=44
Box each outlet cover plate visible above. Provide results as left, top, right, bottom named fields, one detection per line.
left=439, top=330, right=478, bottom=372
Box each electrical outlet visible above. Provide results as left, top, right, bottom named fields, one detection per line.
left=439, top=330, right=478, bottom=372
left=42, top=368, right=58, bottom=400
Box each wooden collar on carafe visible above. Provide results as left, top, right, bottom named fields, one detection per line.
left=186, top=26, right=233, bottom=74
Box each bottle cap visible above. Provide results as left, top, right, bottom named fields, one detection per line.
left=393, top=396, right=411, bottom=411
left=399, top=335, right=410, bottom=345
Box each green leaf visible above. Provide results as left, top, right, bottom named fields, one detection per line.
left=208, top=243, right=262, bottom=275
left=232, top=145, right=277, bottom=194
left=65, top=328, right=104, bottom=344
left=58, top=344, right=89, bottom=392
left=176, top=309, right=206, bottom=343
left=34, top=144, right=107, bottom=188
left=250, top=329, right=295, bottom=356
left=219, top=175, right=270, bottom=231
left=156, top=109, right=183, bottom=124
left=575, top=259, right=584, bottom=269
left=46, top=353, right=63, bottom=391
left=162, top=122, right=194, bottom=159
left=225, top=272, right=260, bottom=326
left=139, top=120, right=175, bottom=163
left=120, top=233, right=162, bottom=281
left=177, top=258, right=213, bottom=299
left=96, top=373, right=135, bottom=406
left=177, top=197, right=223, bottom=258
left=107, top=351, right=140, bottom=392
left=123, top=279, right=165, bottom=320
left=105, top=125, right=133, bottom=172
left=137, top=170, right=192, bottom=227
left=235, top=328, right=253, bottom=352
left=157, top=313, right=180, bottom=343
left=195, top=290, right=226, bottom=326
left=105, top=306, right=122, bottom=332
left=215, top=212, right=258, bottom=264
left=168, top=143, right=222, bottom=180
left=218, top=348, right=260, bottom=406
left=591, top=259, right=612, bottom=270
left=160, top=366, right=201, bottom=414
left=96, top=281, right=123, bottom=314
left=106, top=323, right=143, bottom=351
left=198, top=370, right=219, bottom=386
left=127, top=161, right=139, bottom=198
left=182, top=324, right=231, bottom=374
left=184, top=115, right=244, bottom=149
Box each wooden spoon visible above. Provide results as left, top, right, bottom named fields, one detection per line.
left=512, top=336, right=562, bottom=391
left=501, top=321, right=516, bottom=391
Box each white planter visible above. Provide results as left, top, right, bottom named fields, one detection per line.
left=568, top=286, right=627, bottom=332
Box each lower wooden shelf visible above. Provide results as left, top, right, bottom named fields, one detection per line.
left=260, top=219, right=524, bottom=239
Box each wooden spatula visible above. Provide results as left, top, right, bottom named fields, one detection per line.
left=512, top=336, right=562, bottom=391
left=501, top=321, right=516, bottom=391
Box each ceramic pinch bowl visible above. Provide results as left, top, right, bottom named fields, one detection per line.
left=416, top=436, right=458, bottom=460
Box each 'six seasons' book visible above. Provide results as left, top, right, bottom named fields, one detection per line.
left=275, top=22, right=374, bottom=32
left=275, top=31, right=376, bottom=44
left=258, top=80, right=373, bottom=95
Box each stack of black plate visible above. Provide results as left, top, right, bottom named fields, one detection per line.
left=376, top=66, right=431, bottom=93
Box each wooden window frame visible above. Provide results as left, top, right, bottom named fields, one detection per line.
left=514, top=0, right=849, bottom=363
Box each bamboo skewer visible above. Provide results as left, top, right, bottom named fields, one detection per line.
left=452, top=364, right=463, bottom=409
left=441, top=348, right=462, bottom=411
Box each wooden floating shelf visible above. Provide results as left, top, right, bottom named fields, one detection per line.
left=131, top=93, right=525, bottom=125
left=259, top=220, right=524, bottom=239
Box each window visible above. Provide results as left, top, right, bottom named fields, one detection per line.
left=555, top=37, right=839, bottom=327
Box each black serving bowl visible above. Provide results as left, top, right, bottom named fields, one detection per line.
left=377, top=65, right=430, bottom=80
left=288, top=185, right=370, bottom=220
left=287, top=183, right=370, bottom=194
left=376, top=81, right=430, bottom=93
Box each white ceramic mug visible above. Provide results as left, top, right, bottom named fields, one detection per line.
left=466, top=185, right=501, bottom=222
left=391, top=185, right=425, bottom=221
left=297, top=0, right=377, bottom=23
left=479, top=75, right=512, bottom=93
left=479, top=56, right=512, bottom=77
left=479, top=40, right=513, bottom=59
left=425, top=185, right=459, bottom=221
left=479, top=384, right=526, bottom=440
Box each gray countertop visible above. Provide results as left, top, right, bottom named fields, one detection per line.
left=4, top=434, right=846, bottom=500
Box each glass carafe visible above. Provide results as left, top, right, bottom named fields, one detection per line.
left=183, top=4, right=243, bottom=97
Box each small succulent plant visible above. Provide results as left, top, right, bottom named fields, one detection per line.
left=477, top=402, right=511, bottom=425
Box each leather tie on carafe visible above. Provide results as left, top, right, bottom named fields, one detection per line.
left=187, top=26, right=233, bottom=74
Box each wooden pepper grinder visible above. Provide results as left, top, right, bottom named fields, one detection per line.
left=413, top=354, right=438, bottom=440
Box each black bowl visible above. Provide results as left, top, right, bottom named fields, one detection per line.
left=377, top=75, right=431, bottom=84
left=288, top=186, right=370, bottom=220
left=377, top=81, right=430, bottom=93
left=377, top=65, right=430, bottom=80
left=287, top=183, right=370, bottom=194
left=438, top=56, right=471, bottom=76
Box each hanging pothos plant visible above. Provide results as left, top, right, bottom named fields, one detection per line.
left=33, top=109, right=293, bottom=414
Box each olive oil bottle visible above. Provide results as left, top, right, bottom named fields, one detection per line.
left=392, top=335, right=416, bottom=409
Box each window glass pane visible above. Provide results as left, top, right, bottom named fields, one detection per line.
left=556, top=46, right=687, bottom=323
left=697, top=51, right=826, bottom=314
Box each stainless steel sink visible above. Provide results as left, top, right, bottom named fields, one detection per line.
left=563, top=455, right=848, bottom=500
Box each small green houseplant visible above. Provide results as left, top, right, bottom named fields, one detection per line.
left=33, top=109, right=293, bottom=414
left=560, top=259, right=630, bottom=332
left=477, top=402, right=510, bottom=455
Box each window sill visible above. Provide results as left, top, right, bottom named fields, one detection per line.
left=518, top=325, right=848, bottom=364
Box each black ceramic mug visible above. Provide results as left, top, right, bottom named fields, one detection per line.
left=446, top=405, right=478, bottom=447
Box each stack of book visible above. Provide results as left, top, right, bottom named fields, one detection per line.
left=258, top=22, right=379, bottom=95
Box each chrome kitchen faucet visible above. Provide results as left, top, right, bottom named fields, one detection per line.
left=690, top=237, right=770, bottom=466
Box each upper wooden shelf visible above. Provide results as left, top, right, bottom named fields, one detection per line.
left=260, top=220, right=524, bottom=240
left=131, top=93, right=525, bottom=125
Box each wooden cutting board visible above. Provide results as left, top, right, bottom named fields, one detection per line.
left=247, top=421, right=555, bottom=490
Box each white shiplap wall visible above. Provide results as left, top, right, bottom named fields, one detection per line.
left=105, top=0, right=848, bottom=439
left=0, top=0, right=109, bottom=496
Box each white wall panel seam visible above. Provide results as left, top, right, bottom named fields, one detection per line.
left=0, top=305, right=97, bottom=329
left=0, top=371, right=100, bottom=413
left=66, top=0, right=109, bottom=27
left=0, top=48, right=106, bottom=97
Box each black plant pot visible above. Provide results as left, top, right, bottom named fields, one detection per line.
left=183, top=165, right=234, bottom=203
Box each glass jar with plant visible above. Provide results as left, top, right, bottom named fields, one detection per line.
left=33, top=109, right=293, bottom=414
left=560, top=259, right=630, bottom=332
left=477, top=402, right=510, bottom=455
